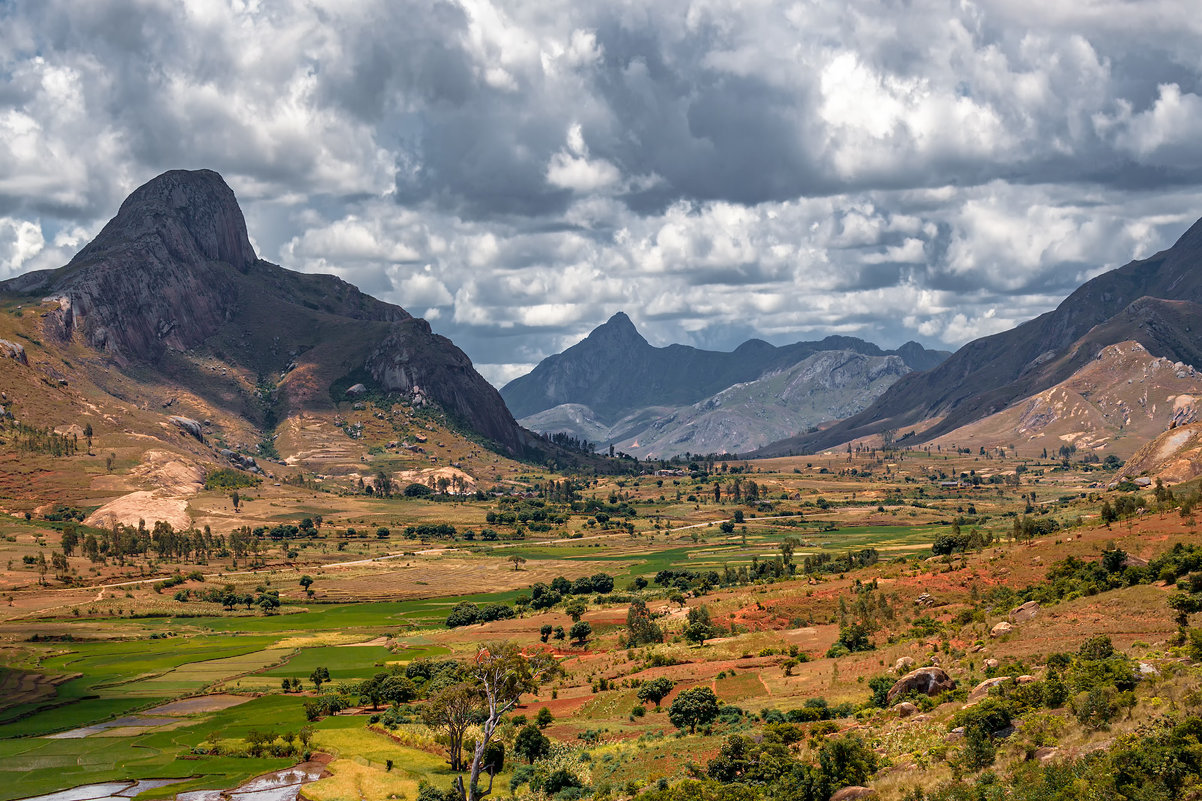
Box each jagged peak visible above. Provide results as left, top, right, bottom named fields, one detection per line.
left=586, top=311, right=647, bottom=345
left=70, top=168, right=257, bottom=273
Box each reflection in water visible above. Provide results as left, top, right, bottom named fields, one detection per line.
left=19, top=763, right=326, bottom=801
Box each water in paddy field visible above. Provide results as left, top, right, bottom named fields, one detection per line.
left=16, top=763, right=328, bottom=801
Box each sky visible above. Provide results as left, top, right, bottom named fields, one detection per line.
left=3, top=1, right=1202, bottom=386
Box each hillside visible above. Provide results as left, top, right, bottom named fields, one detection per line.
left=750, top=216, right=1202, bottom=456
left=1117, top=421, right=1202, bottom=483
left=928, top=340, right=1202, bottom=458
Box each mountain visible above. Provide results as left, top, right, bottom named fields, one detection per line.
left=926, top=341, right=1202, bottom=457
left=501, top=311, right=948, bottom=424
left=1, top=169, right=533, bottom=457
left=504, top=314, right=948, bottom=457
left=751, top=216, right=1202, bottom=457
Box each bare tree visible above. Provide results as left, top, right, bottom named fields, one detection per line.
left=458, top=643, right=558, bottom=801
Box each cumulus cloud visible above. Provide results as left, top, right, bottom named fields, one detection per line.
left=2, top=0, right=1202, bottom=383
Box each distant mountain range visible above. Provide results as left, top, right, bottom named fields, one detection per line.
left=501, top=313, right=949, bottom=457
left=750, top=216, right=1202, bottom=457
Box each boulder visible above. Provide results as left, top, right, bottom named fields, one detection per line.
left=1009, top=601, right=1040, bottom=623
left=346, top=383, right=367, bottom=396
left=990, top=621, right=1013, bottom=638
left=1017, top=675, right=1036, bottom=684
left=830, top=788, right=875, bottom=801
left=886, top=667, right=956, bottom=705
left=894, top=657, right=915, bottom=673
left=169, top=415, right=204, bottom=441
left=1034, top=746, right=1058, bottom=764
left=895, top=702, right=919, bottom=718
left=984, top=658, right=999, bottom=669
left=968, top=677, right=1010, bottom=701
left=1139, top=662, right=1159, bottom=677
left=0, top=339, right=28, bottom=365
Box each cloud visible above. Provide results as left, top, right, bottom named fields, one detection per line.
left=1, top=0, right=1202, bottom=383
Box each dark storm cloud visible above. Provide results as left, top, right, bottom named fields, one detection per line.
left=2, top=0, right=1202, bottom=385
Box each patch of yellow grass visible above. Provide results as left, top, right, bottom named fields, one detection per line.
left=304, top=758, right=419, bottom=801
left=275, top=633, right=371, bottom=650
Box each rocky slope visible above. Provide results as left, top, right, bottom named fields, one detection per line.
left=751, top=215, right=1202, bottom=457
left=1, top=169, right=534, bottom=457
left=501, top=312, right=948, bottom=424
left=1117, top=421, right=1202, bottom=484
left=608, top=350, right=913, bottom=458
left=927, top=341, right=1202, bottom=458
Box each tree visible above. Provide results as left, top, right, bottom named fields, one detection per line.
left=423, top=682, right=479, bottom=772
left=51, top=551, right=69, bottom=581
left=231, top=491, right=240, bottom=511
left=684, top=605, right=718, bottom=646
left=669, top=686, right=720, bottom=732
left=310, top=666, right=330, bottom=691
left=83, top=423, right=93, bottom=454
left=569, top=620, right=591, bottom=645
left=60, top=524, right=79, bottom=557
left=360, top=672, right=390, bottom=710
left=564, top=600, right=587, bottom=622
left=458, top=642, right=558, bottom=801
left=552, top=626, right=565, bottom=641
left=637, top=677, right=674, bottom=708
left=300, top=575, right=314, bottom=596
left=539, top=624, right=553, bottom=643
left=536, top=706, right=554, bottom=729
left=508, top=555, right=526, bottom=572
left=513, top=724, right=550, bottom=764
left=626, top=599, right=663, bottom=645
left=1170, top=585, right=1202, bottom=644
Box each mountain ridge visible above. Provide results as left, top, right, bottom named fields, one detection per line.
left=749, top=216, right=1202, bottom=457
left=501, top=311, right=949, bottom=423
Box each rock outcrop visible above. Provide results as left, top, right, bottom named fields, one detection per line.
left=0, top=339, right=27, bottom=365
left=886, top=667, right=956, bottom=705
left=1009, top=601, right=1040, bottom=623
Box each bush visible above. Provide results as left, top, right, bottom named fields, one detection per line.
left=204, top=468, right=261, bottom=491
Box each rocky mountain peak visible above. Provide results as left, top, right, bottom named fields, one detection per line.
left=588, top=311, right=646, bottom=346
left=71, top=169, right=256, bottom=274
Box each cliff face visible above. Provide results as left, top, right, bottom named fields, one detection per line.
left=0, top=169, right=528, bottom=456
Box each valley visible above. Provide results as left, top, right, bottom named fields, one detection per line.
left=2, top=170, right=1202, bottom=801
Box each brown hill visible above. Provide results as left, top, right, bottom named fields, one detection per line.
left=930, top=341, right=1202, bottom=458
left=1117, top=422, right=1202, bottom=484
